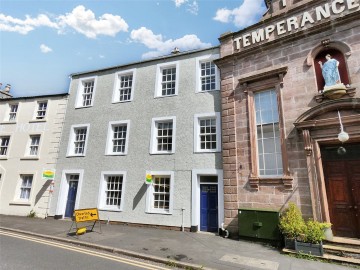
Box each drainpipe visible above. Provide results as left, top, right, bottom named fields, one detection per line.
left=181, top=207, right=185, bottom=232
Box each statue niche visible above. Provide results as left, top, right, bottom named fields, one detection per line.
left=315, top=49, right=350, bottom=99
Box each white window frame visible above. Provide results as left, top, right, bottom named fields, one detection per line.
left=26, top=134, right=41, bottom=157
left=155, top=61, right=179, bottom=98
left=112, top=69, right=136, bottom=103
left=18, top=174, right=33, bottom=201
left=194, top=112, right=221, bottom=153
left=75, top=76, right=97, bottom=108
left=145, top=171, right=174, bottom=215
left=150, top=116, right=176, bottom=154
left=66, top=124, right=90, bottom=157
left=98, top=171, right=127, bottom=212
left=34, top=101, right=48, bottom=120
left=7, top=103, right=19, bottom=122
left=0, top=136, right=10, bottom=157
left=196, top=54, right=220, bottom=93
left=105, top=120, right=130, bottom=155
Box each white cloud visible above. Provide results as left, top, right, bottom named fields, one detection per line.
left=40, top=44, right=52, bottom=53
left=0, top=6, right=128, bottom=39
left=174, top=0, right=198, bottom=15
left=213, top=0, right=265, bottom=28
left=187, top=1, right=199, bottom=15
left=174, top=0, right=188, bottom=7
left=57, top=5, right=128, bottom=39
left=130, top=27, right=211, bottom=59
left=0, top=13, right=58, bottom=34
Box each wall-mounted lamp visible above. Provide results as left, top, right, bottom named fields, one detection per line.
left=337, top=111, right=349, bottom=143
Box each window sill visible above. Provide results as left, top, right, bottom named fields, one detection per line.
left=0, top=121, right=16, bottom=125
left=20, top=156, right=39, bottom=160
left=0, top=156, right=8, bottom=160
left=249, top=175, right=293, bottom=191
left=154, top=94, right=178, bottom=99
left=66, top=155, right=86, bottom=158
left=194, top=150, right=221, bottom=153
left=150, top=152, right=175, bottom=155
left=196, top=89, right=220, bottom=93
left=29, top=119, right=46, bottom=123
left=75, top=105, right=93, bottom=109
left=146, top=211, right=172, bottom=215
left=9, top=201, right=31, bottom=206
left=105, top=153, right=127, bottom=156
left=112, top=100, right=132, bottom=104
left=98, top=208, right=122, bottom=212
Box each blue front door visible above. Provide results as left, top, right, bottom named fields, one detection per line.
left=65, top=180, right=78, bottom=218
left=200, top=184, right=218, bottom=232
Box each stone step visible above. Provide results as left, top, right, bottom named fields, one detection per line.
left=323, top=244, right=360, bottom=260
left=283, top=248, right=360, bottom=266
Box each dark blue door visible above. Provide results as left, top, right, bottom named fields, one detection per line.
left=200, top=184, right=218, bottom=232
left=65, top=181, right=78, bottom=218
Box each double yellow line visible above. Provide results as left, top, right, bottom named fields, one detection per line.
left=0, top=230, right=171, bottom=270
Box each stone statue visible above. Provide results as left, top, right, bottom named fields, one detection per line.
left=317, top=54, right=346, bottom=98
left=318, top=54, right=341, bottom=87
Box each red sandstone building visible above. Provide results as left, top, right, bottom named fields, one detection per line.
left=215, top=0, right=359, bottom=239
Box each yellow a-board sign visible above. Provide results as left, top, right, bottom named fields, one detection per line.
left=74, top=208, right=99, bottom=223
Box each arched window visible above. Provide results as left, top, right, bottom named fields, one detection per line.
left=314, top=49, right=350, bottom=92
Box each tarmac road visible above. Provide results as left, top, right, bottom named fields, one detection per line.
left=0, top=230, right=178, bottom=270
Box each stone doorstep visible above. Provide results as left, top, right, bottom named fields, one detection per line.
left=323, top=244, right=360, bottom=255
left=330, top=237, right=360, bottom=246
left=282, top=248, right=360, bottom=266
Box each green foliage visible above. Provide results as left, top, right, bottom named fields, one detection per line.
left=279, top=203, right=332, bottom=244
left=27, top=210, right=36, bottom=218
left=299, top=220, right=331, bottom=244
left=279, top=203, right=306, bottom=239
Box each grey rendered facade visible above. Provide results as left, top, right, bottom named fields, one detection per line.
left=50, top=47, right=224, bottom=231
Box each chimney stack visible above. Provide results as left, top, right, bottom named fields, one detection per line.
left=4, top=84, right=11, bottom=93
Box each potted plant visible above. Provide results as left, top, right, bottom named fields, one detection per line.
left=279, top=203, right=306, bottom=250
left=295, top=220, right=331, bottom=257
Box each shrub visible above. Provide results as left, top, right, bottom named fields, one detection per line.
left=299, top=220, right=331, bottom=244
left=27, top=210, right=36, bottom=218
left=279, top=203, right=306, bottom=239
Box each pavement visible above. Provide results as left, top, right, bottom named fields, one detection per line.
left=0, top=215, right=354, bottom=270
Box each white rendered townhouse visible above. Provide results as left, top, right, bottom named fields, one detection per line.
left=50, top=47, right=224, bottom=232
left=0, top=91, right=68, bottom=218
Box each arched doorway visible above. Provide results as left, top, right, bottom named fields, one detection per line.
left=294, top=98, right=360, bottom=239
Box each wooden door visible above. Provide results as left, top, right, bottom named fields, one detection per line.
left=323, top=160, right=360, bottom=238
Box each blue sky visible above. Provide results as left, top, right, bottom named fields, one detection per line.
left=0, top=0, right=266, bottom=97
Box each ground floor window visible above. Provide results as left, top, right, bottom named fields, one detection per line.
left=98, top=172, right=126, bottom=211
left=145, top=171, right=174, bottom=214
left=19, top=175, right=33, bottom=200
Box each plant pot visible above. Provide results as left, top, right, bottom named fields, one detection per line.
left=295, top=240, right=324, bottom=256
left=284, top=237, right=296, bottom=250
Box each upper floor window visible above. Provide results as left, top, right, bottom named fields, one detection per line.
left=75, top=77, right=97, bottom=108
left=67, top=124, right=90, bottom=156
left=145, top=171, right=174, bottom=214
left=194, top=112, right=221, bottom=153
left=196, top=54, right=220, bottom=93
left=28, top=135, right=41, bottom=156
left=113, top=69, right=136, bottom=103
left=0, top=136, right=10, bottom=156
left=36, top=101, right=47, bottom=120
left=150, top=117, right=176, bottom=154
left=155, top=62, right=179, bottom=97
left=105, top=120, right=130, bottom=155
left=254, top=90, right=283, bottom=176
left=8, top=104, right=18, bottom=121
